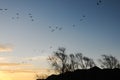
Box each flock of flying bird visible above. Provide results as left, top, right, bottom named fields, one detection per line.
left=12, top=13, right=20, bottom=20
left=97, top=0, right=102, bottom=6
left=11, top=12, right=35, bottom=21
left=0, top=0, right=103, bottom=64
left=72, top=15, right=86, bottom=28
left=49, top=25, right=63, bottom=32
left=0, top=0, right=103, bottom=33
left=71, top=0, right=102, bottom=28
left=0, top=8, right=35, bottom=22
left=0, top=8, right=8, bottom=11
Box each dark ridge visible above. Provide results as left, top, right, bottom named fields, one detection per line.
left=37, top=66, right=120, bottom=80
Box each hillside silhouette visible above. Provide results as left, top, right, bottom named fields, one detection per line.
left=37, top=66, right=120, bottom=80
left=37, top=47, right=120, bottom=80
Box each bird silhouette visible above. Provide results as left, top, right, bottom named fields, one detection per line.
left=56, top=26, right=58, bottom=29
left=51, top=29, right=55, bottom=32
left=0, top=9, right=3, bottom=10
left=49, top=46, right=52, bottom=49
left=59, top=27, right=62, bottom=30
left=28, top=13, right=35, bottom=21
left=97, top=0, right=102, bottom=6
left=97, top=2, right=99, bottom=5
left=79, top=15, right=86, bottom=22
left=80, top=19, right=83, bottom=21
left=28, top=13, right=32, bottom=15
left=4, top=9, right=8, bottom=10
left=16, top=13, right=19, bottom=15
left=49, top=26, right=52, bottom=28
left=0, top=8, right=8, bottom=12
left=99, top=0, right=102, bottom=3
left=12, top=17, right=15, bottom=19
left=30, top=16, right=33, bottom=18
left=48, top=25, right=63, bottom=32
left=82, top=15, right=86, bottom=18
left=72, top=24, right=76, bottom=27
left=31, top=19, right=34, bottom=21
left=11, top=12, right=20, bottom=20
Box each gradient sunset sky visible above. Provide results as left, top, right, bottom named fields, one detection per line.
left=0, top=0, right=120, bottom=80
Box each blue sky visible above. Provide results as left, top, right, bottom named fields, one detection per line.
left=0, top=0, right=120, bottom=71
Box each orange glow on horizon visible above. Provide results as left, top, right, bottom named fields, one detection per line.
left=0, top=68, right=56, bottom=80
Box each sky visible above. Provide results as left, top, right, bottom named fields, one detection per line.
left=0, top=0, right=120, bottom=80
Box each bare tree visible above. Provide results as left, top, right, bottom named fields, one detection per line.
left=48, top=47, right=96, bottom=73
left=68, top=54, right=78, bottom=71
left=48, top=47, right=68, bottom=73
left=75, top=53, right=96, bottom=69
left=48, top=56, right=61, bottom=73
left=98, top=54, right=120, bottom=69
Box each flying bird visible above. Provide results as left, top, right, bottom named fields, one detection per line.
left=51, top=29, right=55, bottom=32
left=97, top=0, right=102, bottom=6
left=56, top=26, right=58, bottom=29
left=82, top=15, right=86, bottom=17
left=28, top=13, right=32, bottom=15
left=30, top=16, right=33, bottom=18
left=28, top=13, right=35, bottom=21
left=49, top=46, right=52, bottom=49
left=11, top=13, right=20, bottom=20
left=12, top=17, right=15, bottom=19
left=99, top=0, right=102, bottom=3
left=79, top=15, right=86, bottom=22
left=49, top=26, right=51, bottom=28
left=31, top=19, right=34, bottom=21
left=80, top=19, right=83, bottom=21
left=72, top=24, right=76, bottom=27
left=16, top=13, right=19, bottom=15
left=59, top=27, right=62, bottom=30
left=48, top=25, right=63, bottom=32
left=97, top=2, right=99, bottom=5
left=4, top=9, right=8, bottom=10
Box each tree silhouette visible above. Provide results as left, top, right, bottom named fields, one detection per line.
left=48, top=47, right=68, bottom=73
left=98, top=54, right=120, bottom=69
left=48, top=47, right=96, bottom=73
left=67, top=53, right=96, bottom=70
left=75, top=53, right=96, bottom=69
left=68, top=54, right=78, bottom=71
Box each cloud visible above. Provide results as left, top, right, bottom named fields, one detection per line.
left=0, top=57, right=9, bottom=62
left=0, top=71, right=12, bottom=80
left=0, top=62, right=33, bottom=72
left=0, top=71, right=35, bottom=80
left=0, top=63, right=31, bottom=66
left=1, top=69, right=35, bottom=73
left=24, top=56, right=51, bottom=69
left=25, top=56, right=47, bottom=61
left=0, top=43, right=14, bottom=52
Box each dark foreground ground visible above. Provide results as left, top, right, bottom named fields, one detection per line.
left=37, top=67, right=120, bottom=80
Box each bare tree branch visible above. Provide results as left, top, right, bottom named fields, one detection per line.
left=98, top=54, right=120, bottom=69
